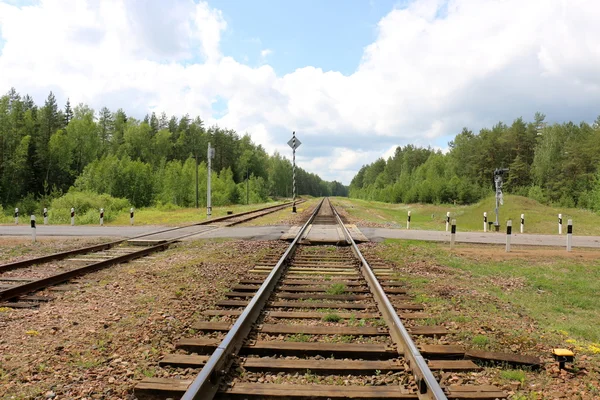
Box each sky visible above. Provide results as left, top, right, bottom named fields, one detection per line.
left=1, top=0, right=599, bottom=185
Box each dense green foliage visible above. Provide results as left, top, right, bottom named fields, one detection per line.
left=0, top=88, right=347, bottom=212
left=350, top=113, right=600, bottom=211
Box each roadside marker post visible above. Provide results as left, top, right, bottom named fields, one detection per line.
left=446, top=212, right=450, bottom=232
left=558, top=214, right=562, bottom=235
left=567, top=219, right=573, bottom=252
left=287, top=132, right=301, bottom=213
left=31, top=215, right=36, bottom=243
left=100, top=208, right=104, bottom=226
left=407, top=211, right=411, bottom=230
left=506, top=220, right=512, bottom=252
left=71, top=208, right=75, bottom=226
left=520, top=214, right=524, bottom=234
left=43, top=208, right=48, bottom=225
left=450, top=219, right=456, bottom=249
left=130, top=208, right=134, bottom=225
left=483, top=212, right=487, bottom=232
left=14, top=208, right=19, bottom=224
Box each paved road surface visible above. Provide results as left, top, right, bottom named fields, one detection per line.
left=1, top=224, right=599, bottom=248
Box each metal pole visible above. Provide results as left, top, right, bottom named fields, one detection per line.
left=207, top=142, right=212, bottom=217
left=520, top=214, right=524, bottom=234
left=31, top=215, right=36, bottom=243
left=506, top=220, right=512, bottom=252
left=558, top=213, right=562, bottom=235
left=195, top=154, right=199, bottom=209
left=292, top=132, right=297, bottom=213
left=567, top=219, right=572, bottom=252
left=483, top=212, right=487, bottom=232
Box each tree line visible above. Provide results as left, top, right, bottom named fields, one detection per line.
left=350, top=113, right=600, bottom=211
left=0, top=88, right=348, bottom=213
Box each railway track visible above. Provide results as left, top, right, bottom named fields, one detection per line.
left=135, top=198, right=526, bottom=399
left=0, top=200, right=302, bottom=308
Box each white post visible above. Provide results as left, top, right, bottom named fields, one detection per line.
left=100, top=208, right=104, bottom=226
left=71, top=208, right=75, bottom=226
left=506, top=220, right=512, bottom=252
left=130, top=208, right=134, bottom=225
left=446, top=212, right=450, bottom=232
left=43, top=208, right=48, bottom=225
left=567, top=219, right=572, bottom=252
left=31, top=215, right=36, bottom=243
left=407, top=211, right=411, bottom=230
left=520, top=214, right=524, bottom=234
left=14, top=208, right=19, bottom=224
left=207, top=142, right=213, bottom=217
left=558, top=213, right=562, bottom=235
left=483, top=212, right=487, bottom=232
left=450, top=219, right=456, bottom=249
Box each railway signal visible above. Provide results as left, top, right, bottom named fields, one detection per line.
left=493, top=168, right=509, bottom=231
left=287, top=132, right=301, bottom=213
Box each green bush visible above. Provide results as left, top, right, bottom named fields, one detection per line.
left=48, top=190, right=131, bottom=224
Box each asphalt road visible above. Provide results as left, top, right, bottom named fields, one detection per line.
left=1, top=224, right=599, bottom=248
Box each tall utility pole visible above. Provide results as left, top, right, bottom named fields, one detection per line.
left=246, top=168, right=249, bottom=205
left=207, top=142, right=214, bottom=217
left=493, top=168, right=509, bottom=231
left=287, top=131, right=301, bottom=213
left=195, top=153, right=199, bottom=209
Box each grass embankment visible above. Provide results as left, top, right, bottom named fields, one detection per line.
left=378, top=239, right=600, bottom=344
left=334, top=195, right=600, bottom=235
left=0, top=200, right=290, bottom=226
left=373, top=240, right=600, bottom=397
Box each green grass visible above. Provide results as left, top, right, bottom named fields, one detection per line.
left=287, top=333, right=311, bottom=342
left=378, top=239, right=600, bottom=343
left=500, top=369, right=527, bottom=383
left=325, top=283, right=346, bottom=295
left=472, top=334, right=490, bottom=348
left=322, top=313, right=342, bottom=322
left=331, top=195, right=600, bottom=235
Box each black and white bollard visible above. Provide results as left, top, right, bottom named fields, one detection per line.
left=14, top=207, right=19, bottom=224
left=31, top=215, right=36, bottom=243
left=450, top=219, right=456, bottom=249
left=483, top=212, right=487, bottom=232
left=506, top=220, right=512, bottom=252
left=520, top=214, right=524, bottom=234
left=407, top=211, right=411, bottom=230
left=446, top=212, right=450, bottom=232
left=100, top=208, right=104, bottom=226
left=130, top=208, right=134, bottom=225
left=558, top=213, right=562, bottom=235
left=43, top=208, right=48, bottom=225
left=567, top=219, right=572, bottom=252
left=71, top=208, right=75, bottom=226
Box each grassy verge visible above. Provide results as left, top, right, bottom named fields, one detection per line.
left=333, top=195, right=600, bottom=235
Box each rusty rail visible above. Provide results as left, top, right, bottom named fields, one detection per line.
left=331, top=201, right=447, bottom=400
left=181, top=199, right=324, bottom=400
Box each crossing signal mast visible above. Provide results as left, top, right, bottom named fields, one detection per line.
left=493, top=168, right=509, bottom=231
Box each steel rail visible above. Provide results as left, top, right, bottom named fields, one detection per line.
left=330, top=199, right=447, bottom=400
left=0, top=200, right=301, bottom=273
left=181, top=198, right=325, bottom=400
left=0, top=200, right=304, bottom=302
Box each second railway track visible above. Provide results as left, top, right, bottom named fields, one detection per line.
left=0, top=200, right=303, bottom=308
left=135, top=198, right=516, bottom=400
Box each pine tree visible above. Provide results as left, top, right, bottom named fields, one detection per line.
left=64, top=99, right=73, bottom=126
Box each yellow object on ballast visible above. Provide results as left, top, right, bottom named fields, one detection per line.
left=552, top=349, right=574, bottom=357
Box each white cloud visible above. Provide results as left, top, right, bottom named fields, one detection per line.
left=1, top=0, right=600, bottom=184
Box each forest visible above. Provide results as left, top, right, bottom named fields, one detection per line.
left=0, top=88, right=348, bottom=215
left=350, top=113, right=600, bottom=212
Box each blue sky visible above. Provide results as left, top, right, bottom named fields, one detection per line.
left=213, top=0, right=399, bottom=75
left=1, top=0, right=599, bottom=184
